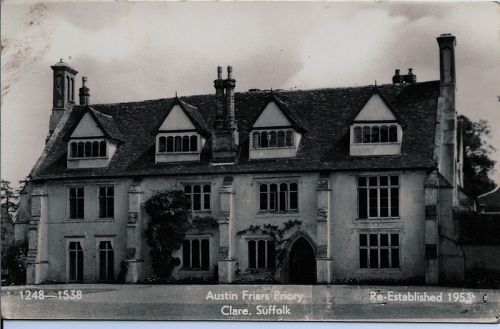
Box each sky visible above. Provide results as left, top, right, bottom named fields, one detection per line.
left=1, top=1, right=499, bottom=188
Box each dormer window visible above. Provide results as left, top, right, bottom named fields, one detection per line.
left=252, top=129, right=294, bottom=149
left=158, top=135, right=198, bottom=153
left=65, top=107, right=123, bottom=169
left=353, top=124, right=398, bottom=144
left=248, top=93, right=306, bottom=160
left=349, top=87, right=403, bottom=156
left=350, top=122, right=402, bottom=156
left=69, top=139, right=107, bottom=158
left=156, top=131, right=203, bottom=162
left=154, top=98, right=208, bottom=163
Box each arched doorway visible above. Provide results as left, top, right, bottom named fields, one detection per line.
left=288, top=237, right=316, bottom=284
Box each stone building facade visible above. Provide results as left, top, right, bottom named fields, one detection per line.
left=16, top=34, right=466, bottom=285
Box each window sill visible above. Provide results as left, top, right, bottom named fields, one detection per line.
left=96, top=218, right=115, bottom=222
left=356, top=217, right=401, bottom=221
left=252, top=146, right=296, bottom=150
left=357, top=267, right=402, bottom=272
left=66, top=219, right=115, bottom=223
left=353, top=218, right=403, bottom=227
left=156, top=152, right=199, bottom=155
left=256, top=211, right=299, bottom=218
left=352, top=142, right=400, bottom=145
left=68, top=157, right=108, bottom=160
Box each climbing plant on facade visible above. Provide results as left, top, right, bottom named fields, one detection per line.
left=191, top=215, right=218, bottom=229
left=237, top=219, right=302, bottom=274
left=144, top=190, right=191, bottom=281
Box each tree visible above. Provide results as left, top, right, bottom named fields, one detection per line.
left=1, top=181, right=18, bottom=264
left=1, top=180, right=19, bottom=216
left=460, top=115, right=497, bottom=198
left=144, top=190, right=191, bottom=281
left=1, top=180, right=22, bottom=283
left=3, top=241, right=28, bottom=285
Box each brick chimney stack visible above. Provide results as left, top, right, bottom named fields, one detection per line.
left=225, top=66, right=237, bottom=132
left=212, top=65, right=239, bottom=164
left=79, top=77, right=90, bottom=106
left=392, top=69, right=403, bottom=84
left=214, top=66, right=225, bottom=130
left=392, top=68, right=417, bottom=84
left=403, top=68, right=417, bottom=84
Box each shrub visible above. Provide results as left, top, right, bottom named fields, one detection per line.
left=144, top=190, right=190, bottom=280
left=3, top=240, right=28, bottom=285
left=116, top=260, right=128, bottom=283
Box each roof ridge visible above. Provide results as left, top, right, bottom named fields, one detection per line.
left=178, top=97, right=198, bottom=110
left=88, top=80, right=441, bottom=108
left=89, top=106, right=113, bottom=119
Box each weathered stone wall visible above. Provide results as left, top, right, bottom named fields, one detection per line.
left=330, top=170, right=427, bottom=282
left=21, top=169, right=431, bottom=284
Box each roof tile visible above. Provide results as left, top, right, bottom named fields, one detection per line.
left=31, top=81, right=440, bottom=180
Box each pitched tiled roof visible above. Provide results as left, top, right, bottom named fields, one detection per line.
left=153, top=97, right=210, bottom=136
left=31, top=81, right=441, bottom=181
left=63, top=106, right=124, bottom=143
left=352, top=86, right=406, bottom=126
left=250, top=92, right=307, bottom=133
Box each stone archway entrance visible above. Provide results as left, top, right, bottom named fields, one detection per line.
left=288, top=237, right=316, bottom=284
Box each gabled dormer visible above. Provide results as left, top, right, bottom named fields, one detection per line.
left=154, top=97, right=209, bottom=163
left=65, top=106, right=123, bottom=169
left=249, top=93, right=305, bottom=160
left=350, top=87, right=404, bottom=156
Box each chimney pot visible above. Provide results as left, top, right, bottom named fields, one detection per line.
left=392, top=68, right=404, bottom=84
left=227, top=66, right=233, bottom=79
left=217, top=66, right=222, bottom=80
left=402, top=68, right=416, bottom=84
left=79, top=76, right=90, bottom=105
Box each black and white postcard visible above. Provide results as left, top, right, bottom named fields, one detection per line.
left=1, top=1, right=499, bottom=323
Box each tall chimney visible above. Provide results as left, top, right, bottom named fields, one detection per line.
left=211, top=65, right=239, bottom=164
left=437, top=34, right=456, bottom=92
left=49, top=59, right=78, bottom=135
left=214, top=66, right=225, bottom=130
left=436, top=33, right=457, bottom=202
left=79, top=77, right=90, bottom=105
left=225, top=66, right=237, bottom=131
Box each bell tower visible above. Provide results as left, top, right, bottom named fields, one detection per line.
left=49, top=59, right=78, bottom=135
